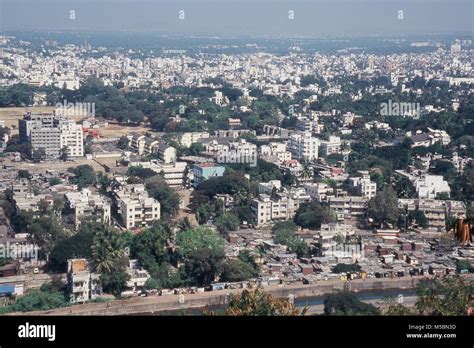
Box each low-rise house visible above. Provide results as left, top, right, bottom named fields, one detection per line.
left=124, top=259, right=151, bottom=295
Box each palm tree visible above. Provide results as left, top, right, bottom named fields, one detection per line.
left=256, top=244, right=266, bottom=265
left=91, top=226, right=125, bottom=274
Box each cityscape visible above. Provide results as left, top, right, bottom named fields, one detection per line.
left=0, top=0, right=472, bottom=345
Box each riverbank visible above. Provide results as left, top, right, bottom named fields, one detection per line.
left=11, top=274, right=472, bottom=316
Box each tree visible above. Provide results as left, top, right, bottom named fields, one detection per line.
left=216, top=288, right=306, bottom=316
left=408, top=209, right=428, bottom=228
left=91, top=225, right=127, bottom=274
left=394, top=177, right=416, bottom=198
left=117, top=136, right=129, bottom=150
left=129, top=223, right=172, bottom=272
left=189, top=142, right=204, bottom=155
left=367, top=186, right=400, bottom=228
left=183, top=247, right=225, bottom=286
left=272, top=221, right=297, bottom=245
left=100, top=256, right=130, bottom=299
left=175, top=227, right=225, bottom=259
left=17, top=170, right=32, bottom=180
left=214, top=212, right=240, bottom=233
left=220, top=259, right=256, bottom=282
left=294, top=201, right=335, bottom=229
left=60, top=146, right=68, bottom=161
left=68, top=165, right=97, bottom=188
left=415, top=276, right=474, bottom=316
left=47, top=221, right=97, bottom=272
left=28, top=216, right=69, bottom=255
left=383, top=276, right=474, bottom=316
left=145, top=175, right=180, bottom=218
left=0, top=283, right=69, bottom=314
left=49, top=177, right=62, bottom=186
left=331, top=263, right=361, bottom=273
left=324, top=291, right=380, bottom=315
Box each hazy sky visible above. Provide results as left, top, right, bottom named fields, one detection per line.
left=0, top=0, right=472, bottom=37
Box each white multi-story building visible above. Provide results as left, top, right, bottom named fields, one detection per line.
left=128, top=160, right=188, bottom=188
left=67, top=259, right=102, bottom=303
left=259, top=142, right=292, bottom=163
left=19, top=113, right=83, bottom=159
left=217, top=139, right=258, bottom=167
left=251, top=193, right=299, bottom=226
left=258, top=180, right=282, bottom=195
left=415, top=175, right=450, bottom=199
left=288, top=131, right=318, bottom=161
left=319, top=136, right=341, bottom=157
left=65, top=189, right=111, bottom=228
left=180, top=132, right=210, bottom=147
left=303, top=182, right=334, bottom=202
left=348, top=171, right=377, bottom=199
left=114, top=184, right=161, bottom=229
left=329, top=196, right=368, bottom=222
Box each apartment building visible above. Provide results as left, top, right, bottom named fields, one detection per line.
left=319, top=136, right=342, bottom=157
left=348, top=171, right=377, bottom=199
left=216, top=139, right=258, bottom=167
left=329, top=196, right=368, bottom=222
left=415, top=175, right=450, bottom=199
left=129, top=160, right=188, bottom=188
left=398, top=198, right=466, bottom=232
left=193, top=163, right=225, bottom=188
left=303, top=182, right=334, bottom=202
left=259, top=142, right=292, bottom=163
left=114, top=184, right=160, bottom=229
left=64, top=189, right=111, bottom=228
left=180, top=132, right=210, bottom=147
left=288, top=131, right=319, bottom=161
left=251, top=193, right=299, bottom=226
left=19, top=112, right=83, bottom=160
left=67, top=258, right=102, bottom=303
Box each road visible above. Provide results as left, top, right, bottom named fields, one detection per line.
left=10, top=275, right=462, bottom=316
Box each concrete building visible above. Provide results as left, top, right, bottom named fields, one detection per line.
left=67, top=259, right=102, bottom=303
left=348, top=171, right=377, bottom=199
left=19, top=112, right=83, bottom=160
left=329, top=196, right=368, bottom=222
left=156, top=142, right=177, bottom=164
left=115, top=184, right=160, bottom=229
left=64, top=189, right=111, bottom=228
left=251, top=193, right=299, bottom=226
left=124, top=259, right=151, bottom=295
left=398, top=198, right=466, bottom=232
left=180, top=132, right=210, bottom=147
left=303, top=183, right=334, bottom=202
left=128, top=160, right=188, bottom=188
left=216, top=139, right=258, bottom=167
left=259, top=142, right=292, bottom=163
left=319, top=136, right=341, bottom=157
left=415, top=175, right=450, bottom=199
left=288, top=131, right=318, bottom=161
left=193, top=163, right=225, bottom=188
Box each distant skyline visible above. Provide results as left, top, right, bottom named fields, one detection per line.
left=0, top=0, right=472, bottom=37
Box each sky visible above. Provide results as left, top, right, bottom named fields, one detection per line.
left=0, top=0, right=472, bottom=37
